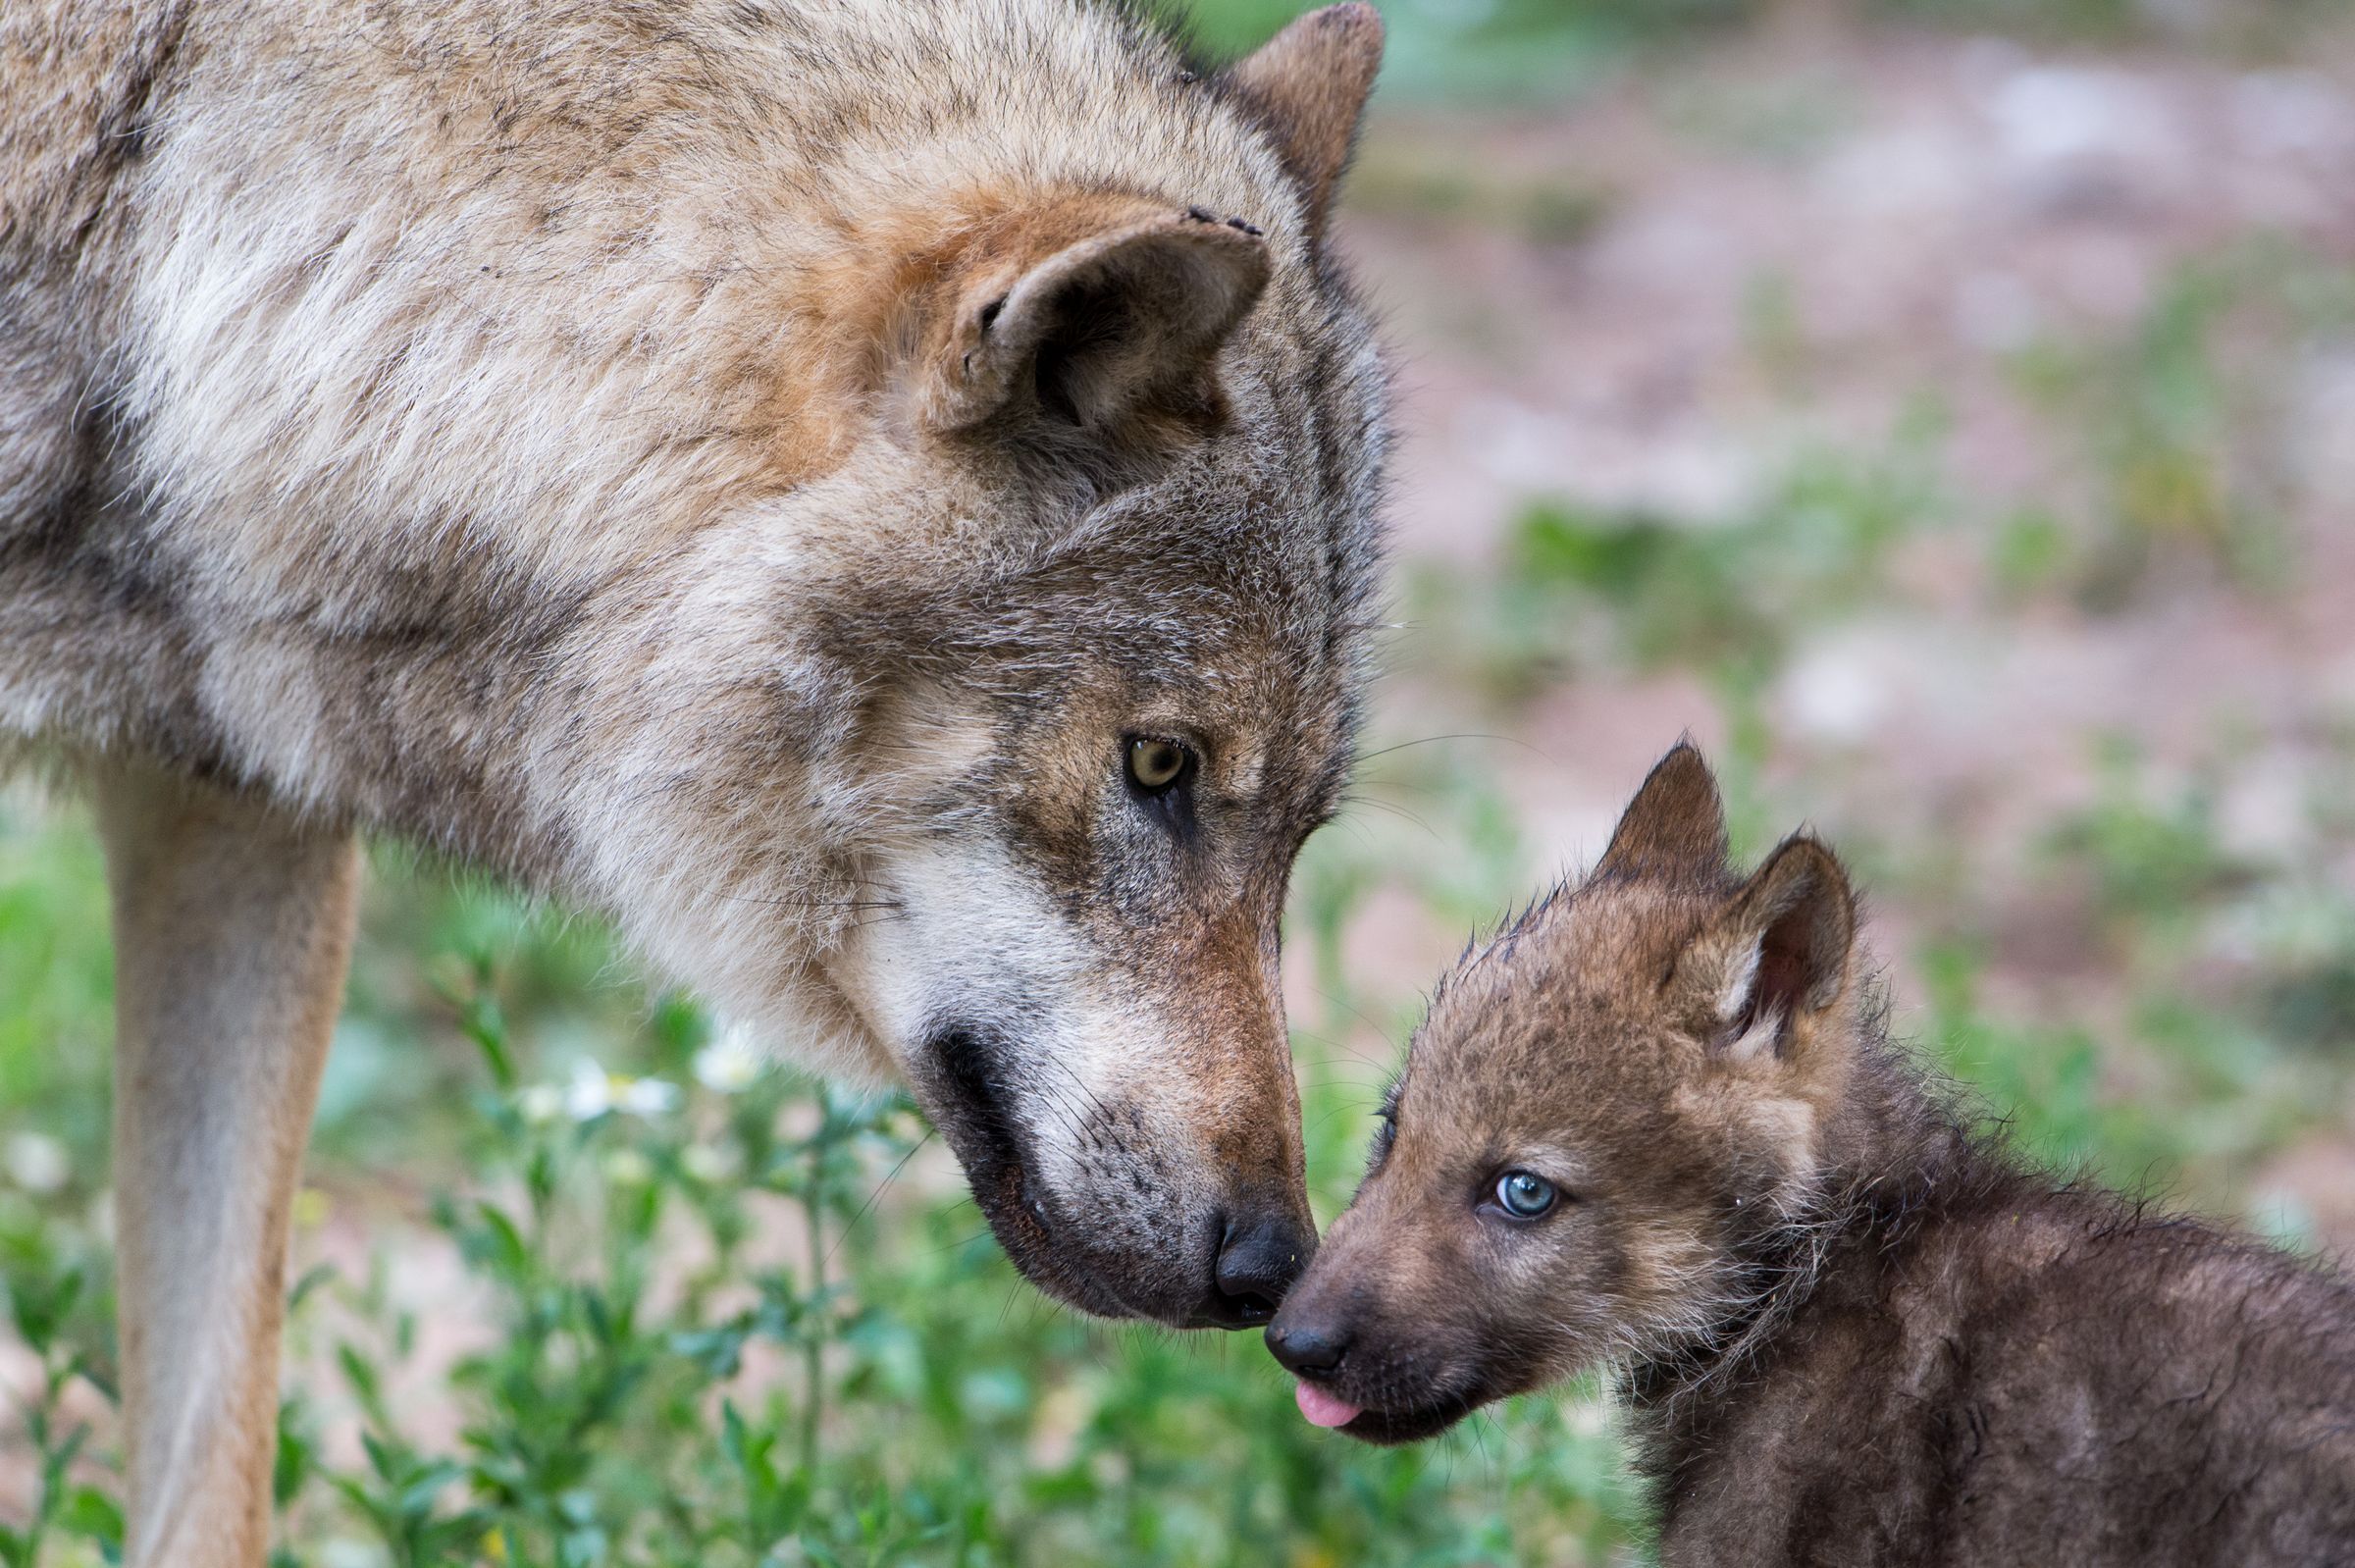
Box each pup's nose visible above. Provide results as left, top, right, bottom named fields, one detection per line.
left=1265, top=1317, right=1350, bottom=1377
left=1199, top=1211, right=1314, bottom=1329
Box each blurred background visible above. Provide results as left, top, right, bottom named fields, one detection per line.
left=6, top=0, right=2355, bottom=1562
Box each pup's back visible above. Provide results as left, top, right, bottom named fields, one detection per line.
left=1653, top=1169, right=2355, bottom=1565
left=1269, top=744, right=2355, bottom=1566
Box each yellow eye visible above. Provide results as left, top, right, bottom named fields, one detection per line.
left=1126, top=737, right=1190, bottom=793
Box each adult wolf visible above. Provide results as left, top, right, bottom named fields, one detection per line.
left=0, top=1, right=1389, bottom=1560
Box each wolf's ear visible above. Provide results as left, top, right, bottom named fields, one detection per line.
left=925, top=212, right=1271, bottom=440
left=1595, top=743, right=1729, bottom=885
left=1225, top=3, right=1385, bottom=237
left=1674, top=835, right=1856, bottom=1062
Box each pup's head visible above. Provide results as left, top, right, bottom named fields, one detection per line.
left=1266, top=745, right=1865, bottom=1437
left=596, top=8, right=1389, bottom=1330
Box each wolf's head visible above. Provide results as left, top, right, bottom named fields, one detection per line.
left=565, top=6, right=1388, bottom=1330
left=1265, top=746, right=1869, bottom=1437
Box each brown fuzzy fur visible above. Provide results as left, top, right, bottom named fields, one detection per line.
left=4, top=5, right=1390, bottom=1558
left=1271, top=745, right=2355, bottom=1566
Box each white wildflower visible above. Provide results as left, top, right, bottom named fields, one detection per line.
left=614, top=1076, right=679, bottom=1116
left=561, top=1062, right=679, bottom=1122
left=563, top=1062, right=615, bottom=1121
left=3, top=1131, right=69, bottom=1194
left=693, top=1026, right=765, bottom=1094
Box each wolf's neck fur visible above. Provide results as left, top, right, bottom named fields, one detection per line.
left=1618, top=998, right=1992, bottom=1475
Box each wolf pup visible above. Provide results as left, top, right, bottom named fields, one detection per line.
left=4, top=3, right=1389, bottom=1561
left=1269, top=745, right=2355, bottom=1565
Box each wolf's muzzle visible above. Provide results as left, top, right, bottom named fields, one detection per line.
left=914, top=1021, right=1149, bottom=1320
left=915, top=1023, right=1313, bottom=1328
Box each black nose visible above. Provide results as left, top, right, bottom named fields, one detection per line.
left=1265, top=1317, right=1351, bottom=1377
left=1196, top=1211, right=1313, bottom=1329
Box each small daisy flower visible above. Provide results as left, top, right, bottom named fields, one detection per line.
left=563, top=1061, right=615, bottom=1122
left=613, top=1076, right=680, bottom=1117
left=561, top=1063, right=679, bottom=1121
left=693, top=1026, right=765, bottom=1094
left=3, top=1131, right=69, bottom=1195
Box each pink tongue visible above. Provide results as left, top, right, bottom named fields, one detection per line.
left=1295, top=1381, right=1364, bottom=1429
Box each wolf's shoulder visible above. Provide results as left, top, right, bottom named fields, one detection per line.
left=0, top=1, right=191, bottom=253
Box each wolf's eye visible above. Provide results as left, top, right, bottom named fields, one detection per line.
left=1494, top=1171, right=1558, bottom=1220
left=1125, top=737, right=1191, bottom=794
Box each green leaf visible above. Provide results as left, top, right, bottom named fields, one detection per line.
left=56, top=1487, right=125, bottom=1546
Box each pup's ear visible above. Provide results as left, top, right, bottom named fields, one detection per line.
left=1595, top=743, right=1729, bottom=885
left=1225, top=3, right=1385, bottom=238
left=923, top=210, right=1270, bottom=440
left=1673, top=835, right=1856, bottom=1062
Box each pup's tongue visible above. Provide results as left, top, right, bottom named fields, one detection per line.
left=1294, top=1381, right=1363, bottom=1429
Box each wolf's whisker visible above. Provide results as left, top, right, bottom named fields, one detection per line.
left=1352, top=732, right=1536, bottom=766
left=824, top=1129, right=936, bottom=1269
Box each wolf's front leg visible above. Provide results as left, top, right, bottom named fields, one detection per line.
left=95, top=765, right=360, bottom=1568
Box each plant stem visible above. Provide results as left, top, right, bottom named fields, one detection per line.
left=801, top=1126, right=826, bottom=1482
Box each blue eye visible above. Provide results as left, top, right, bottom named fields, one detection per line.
left=1495, top=1170, right=1557, bottom=1220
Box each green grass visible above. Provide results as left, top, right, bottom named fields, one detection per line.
left=1177, top=0, right=2340, bottom=106
left=2003, top=243, right=2354, bottom=606
left=1401, top=403, right=1947, bottom=731
left=1177, top=0, right=1751, bottom=105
